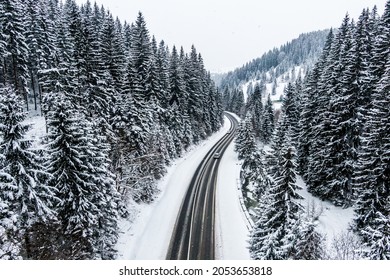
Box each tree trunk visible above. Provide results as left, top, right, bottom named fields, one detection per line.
left=30, top=69, right=37, bottom=111
left=24, top=230, right=31, bottom=260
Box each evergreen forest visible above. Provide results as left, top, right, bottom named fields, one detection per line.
left=233, top=3, right=390, bottom=260
left=0, top=0, right=389, bottom=261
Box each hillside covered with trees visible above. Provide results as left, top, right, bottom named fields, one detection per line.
left=220, top=30, right=329, bottom=118
left=219, top=30, right=329, bottom=88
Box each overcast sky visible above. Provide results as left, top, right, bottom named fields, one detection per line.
left=75, top=0, right=387, bottom=73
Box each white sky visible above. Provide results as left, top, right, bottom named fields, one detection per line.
left=75, top=0, right=387, bottom=73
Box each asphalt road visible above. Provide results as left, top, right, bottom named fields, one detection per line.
left=166, top=112, right=239, bottom=260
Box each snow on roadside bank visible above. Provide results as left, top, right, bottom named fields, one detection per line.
left=116, top=117, right=231, bottom=259
left=215, top=112, right=251, bottom=259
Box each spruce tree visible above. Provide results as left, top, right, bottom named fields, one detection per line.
left=241, top=148, right=272, bottom=200
left=262, top=94, right=275, bottom=144
left=235, top=114, right=256, bottom=160
left=83, top=121, right=120, bottom=259
left=156, top=40, right=171, bottom=109
left=249, top=184, right=283, bottom=260
left=0, top=155, right=20, bottom=259
left=281, top=83, right=299, bottom=133
left=0, top=88, right=55, bottom=259
left=353, top=55, right=390, bottom=260
left=250, top=135, right=303, bottom=260
left=186, top=45, right=204, bottom=143
left=167, top=45, right=189, bottom=155
left=246, top=83, right=264, bottom=140
left=298, top=29, right=334, bottom=181
left=306, top=17, right=354, bottom=204
left=24, top=0, right=56, bottom=111
left=46, top=94, right=119, bottom=259
left=293, top=219, right=326, bottom=260
left=0, top=0, right=30, bottom=107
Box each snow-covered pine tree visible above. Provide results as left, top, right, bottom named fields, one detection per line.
left=324, top=14, right=363, bottom=205
left=79, top=4, right=117, bottom=123
left=297, top=66, right=320, bottom=176
left=114, top=13, right=164, bottom=203
left=24, top=0, right=55, bottom=111
left=240, top=148, right=272, bottom=200
left=153, top=42, right=178, bottom=160
left=231, top=89, right=245, bottom=117
left=246, top=83, right=264, bottom=140
left=353, top=53, right=390, bottom=260
left=0, top=0, right=30, bottom=108
left=249, top=182, right=283, bottom=260
left=63, top=0, right=90, bottom=103
left=185, top=45, right=204, bottom=144
left=101, top=12, right=126, bottom=94
left=234, top=114, right=256, bottom=160
left=298, top=29, right=334, bottom=180
left=124, top=13, right=154, bottom=147
left=353, top=8, right=376, bottom=122
left=293, top=218, right=326, bottom=260
left=305, top=17, right=353, bottom=204
left=274, top=139, right=304, bottom=258
left=362, top=212, right=390, bottom=260
left=222, top=87, right=232, bottom=111
left=261, top=94, right=275, bottom=144
left=266, top=115, right=288, bottom=178
left=281, top=82, right=300, bottom=146
left=83, top=120, right=120, bottom=260
left=207, top=78, right=224, bottom=133
left=0, top=88, right=56, bottom=259
left=46, top=93, right=119, bottom=259
left=370, top=0, right=390, bottom=87
left=147, top=37, right=164, bottom=108
left=45, top=95, right=92, bottom=259
left=167, top=45, right=189, bottom=155
left=200, top=54, right=218, bottom=135
left=0, top=2, right=5, bottom=63
left=250, top=134, right=303, bottom=260
left=156, top=40, right=171, bottom=109
left=0, top=155, right=20, bottom=260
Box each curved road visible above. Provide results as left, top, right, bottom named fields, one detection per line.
left=166, top=112, right=239, bottom=260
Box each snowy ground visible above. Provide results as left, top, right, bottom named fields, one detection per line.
left=24, top=114, right=46, bottom=147
left=296, top=176, right=356, bottom=251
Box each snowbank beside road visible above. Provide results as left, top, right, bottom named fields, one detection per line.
left=215, top=125, right=251, bottom=259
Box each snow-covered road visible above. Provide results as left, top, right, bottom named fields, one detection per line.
left=116, top=114, right=250, bottom=259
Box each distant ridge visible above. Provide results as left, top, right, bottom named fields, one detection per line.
left=218, top=30, right=329, bottom=89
